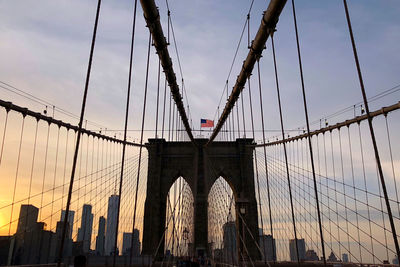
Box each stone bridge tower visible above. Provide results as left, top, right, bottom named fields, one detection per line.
left=142, top=138, right=260, bottom=261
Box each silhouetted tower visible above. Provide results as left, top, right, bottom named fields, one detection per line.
left=77, top=204, right=93, bottom=253
left=61, top=210, right=75, bottom=239
left=16, top=204, right=38, bottom=234
left=95, top=216, right=106, bottom=256
left=105, top=195, right=119, bottom=255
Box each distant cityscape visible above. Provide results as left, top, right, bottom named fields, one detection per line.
left=0, top=195, right=140, bottom=266
left=214, top=220, right=399, bottom=265
left=2, top=205, right=399, bottom=265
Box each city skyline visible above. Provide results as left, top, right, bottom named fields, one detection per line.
left=0, top=0, right=399, bottom=265
left=3, top=198, right=141, bottom=255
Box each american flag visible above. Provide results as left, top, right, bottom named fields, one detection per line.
left=200, top=119, right=214, bottom=128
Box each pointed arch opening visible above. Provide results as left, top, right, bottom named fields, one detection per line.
left=208, top=176, right=238, bottom=265
left=164, top=176, right=194, bottom=259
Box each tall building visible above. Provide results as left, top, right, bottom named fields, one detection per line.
left=223, top=221, right=237, bottom=264
left=11, top=220, right=56, bottom=265
left=122, top=229, right=140, bottom=256
left=95, top=216, right=106, bottom=256
left=16, top=204, right=39, bottom=234
left=54, top=220, right=73, bottom=259
left=342, top=253, right=349, bottom=263
left=259, top=234, right=276, bottom=261
left=77, top=204, right=93, bottom=253
left=289, top=238, right=306, bottom=261
left=0, top=236, right=11, bottom=265
left=105, top=195, right=120, bottom=256
left=60, top=210, right=75, bottom=239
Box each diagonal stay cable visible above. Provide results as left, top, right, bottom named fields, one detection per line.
left=57, top=0, right=102, bottom=264
left=113, top=0, right=138, bottom=265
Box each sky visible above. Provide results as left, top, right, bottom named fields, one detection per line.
left=0, top=0, right=400, bottom=262
left=0, top=0, right=399, bottom=139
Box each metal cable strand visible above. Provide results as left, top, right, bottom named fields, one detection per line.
left=140, top=0, right=194, bottom=142
left=130, top=32, right=152, bottom=266
left=236, top=102, right=240, bottom=138
left=168, top=93, right=172, bottom=141
left=114, top=0, right=138, bottom=264
left=270, top=33, right=301, bottom=265
left=162, top=77, right=167, bottom=138
left=0, top=110, right=9, bottom=166
left=39, top=124, right=50, bottom=221
left=9, top=117, right=25, bottom=235
left=357, top=123, right=375, bottom=263
left=342, top=0, right=400, bottom=261
left=155, top=59, right=161, bottom=138
left=49, top=127, right=61, bottom=230
left=329, top=131, right=342, bottom=259
left=262, top=151, right=389, bottom=262
left=248, top=76, right=267, bottom=262
left=57, top=0, right=102, bottom=263
left=26, top=122, right=39, bottom=216
left=256, top=60, right=274, bottom=250
left=289, top=0, right=327, bottom=263
left=384, top=114, right=400, bottom=218
left=241, top=90, right=246, bottom=138
left=338, top=129, right=352, bottom=260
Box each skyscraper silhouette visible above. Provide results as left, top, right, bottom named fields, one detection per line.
left=61, top=210, right=75, bottom=239
left=77, top=204, right=93, bottom=253
left=95, top=216, right=106, bottom=256
left=16, top=204, right=38, bottom=234
left=105, top=195, right=119, bottom=255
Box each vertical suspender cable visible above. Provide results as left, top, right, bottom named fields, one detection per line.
left=39, top=123, right=50, bottom=221
left=248, top=76, right=266, bottom=262
left=342, top=0, right=400, bottom=261
left=168, top=94, right=172, bottom=141
left=130, top=32, right=152, bottom=265
left=338, top=129, right=352, bottom=259
left=176, top=106, right=179, bottom=141
left=155, top=59, right=161, bottom=139
left=172, top=102, right=175, bottom=141
left=229, top=81, right=236, bottom=140
left=57, top=0, right=102, bottom=264
left=227, top=82, right=233, bottom=141
left=241, top=91, right=246, bottom=138
left=27, top=122, right=39, bottom=214
left=384, top=115, right=400, bottom=217
left=0, top=111, right=9, bottom=167
left=290, top=0, right=327, bottom=264
left=113, top=0, right=138, bottom=265
left=347, top=126, right=363, bottom=262
left=50, top=127, right=61, bottom=230
left=162, top=77, right=167, bottom=139
left=9, top=117, right=25, bottom=235
left=24, top=121, right=38, bottom=249
left=256, top=60, right=274, bottom=259
left=236, top=103, right=240, bottom=138
left=270, top=34, right=300, bottom=265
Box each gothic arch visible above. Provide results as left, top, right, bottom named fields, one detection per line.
left=142, top=138, right=260, bottom=261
